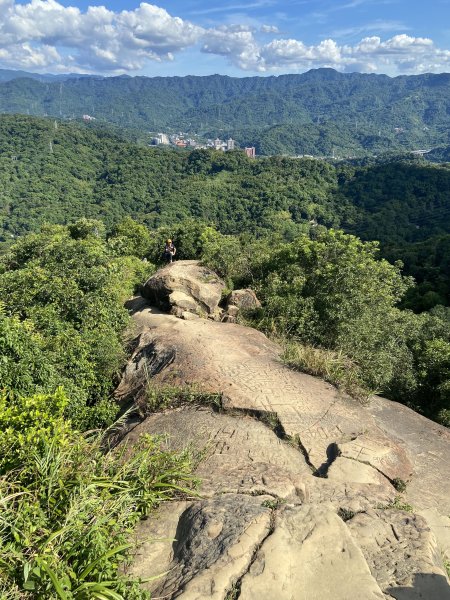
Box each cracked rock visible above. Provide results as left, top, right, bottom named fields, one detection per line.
left=348, top=509, right=450, bottom=599
left=146, top=494, right=272, bottom=599
left=118, top=287, right=450, bottom=598
left=239, top=503, right=386, bottom=600
left=124, top=406, right=311, bottom=501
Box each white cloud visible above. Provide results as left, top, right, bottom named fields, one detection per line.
left=0, top=0, right=203, bottom=72
left=260, top=24, right=281, bottom=34
left=256, top=34, right=450, bottom=74
left=0, top=43, right=62, bottom=70
left=202, top=25, right=264, bottom=71
left=0, top=1, right=449, bottom=76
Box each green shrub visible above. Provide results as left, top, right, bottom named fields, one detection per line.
left=108, top=218, right=152, bottom=259
left=0, top=388, right=72, bottom=476
left=241, top=229, right=450, bottom=421
left=0, top=223, right=154, bottom=430
left=0, top=391, right=196, bottom=599
left=0, top=307, right=60, bottom=396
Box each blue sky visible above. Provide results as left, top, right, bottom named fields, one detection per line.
left=1, top=0, right=450, bottom=76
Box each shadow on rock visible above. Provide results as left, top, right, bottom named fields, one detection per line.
left=387, top=572, right=450, bottom=599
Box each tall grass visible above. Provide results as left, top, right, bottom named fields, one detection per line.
left=282, top=340, right=374, bottom=402
left=0, top=427, right=196, bottom=599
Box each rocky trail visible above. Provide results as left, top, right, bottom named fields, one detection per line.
left=116, top=261, right=450, bottom=600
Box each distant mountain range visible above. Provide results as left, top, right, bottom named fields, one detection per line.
left=0, top=68, right=450, bottom=156
left=0, top=69, right=100, bottom=83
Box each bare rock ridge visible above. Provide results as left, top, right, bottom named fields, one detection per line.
left=119, top=260, right=450, bottom=600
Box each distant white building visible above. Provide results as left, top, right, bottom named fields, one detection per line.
left=154, top=133, right=170, bottom=145
left=82, top=114, right=96, bottom=122
left=227, top=138, right=235, bottom=151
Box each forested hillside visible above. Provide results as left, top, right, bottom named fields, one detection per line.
left=336, top=161, right=450, bottom=310
left=0, top=114, right=344, bottom=238
left=1, top=114, right=449, bottom=309
left=1, top=69, right=450, bottom=155
left=1, top=113, right=450, bottom=596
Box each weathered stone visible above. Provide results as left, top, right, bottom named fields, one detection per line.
left=114, top=330, right=175, bottom=405
left=239, top=503, right=386, bottom=600
left=125, top=501, right=191, bottom=589
left=170, top=305, right=185, bottom=318
left=125, top=406, right=311, bottom=500
left=181, top=311, right=200, bottom=321
left=125, top=304, right=418, bottom=490
left=348, top=509, right=450, bottom=598
left=226, top=288, right=261, bottom=311
left=149, top=495, right=272, bottom=599
left=327, top=455, right=388, bottom=486
left=367, top=396, right=450, bottom=515
left=221, top=314, right=237, bottom=323
left=118, top=267, right=450, bottom=599
left=141, top=260, right=225, bottom=317
left=225, top=304, right=239, bottom=317
left=337, top=430, right=413, bottom=483
left=417, top=508, right=450, bottom=562
left=169, top=290, right=199, bottom=313
left=309, top=477, right=397, bottom=514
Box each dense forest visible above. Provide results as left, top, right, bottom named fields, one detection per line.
left=1, top=69, right=450, bottom=155
left=1, top=109, right=450, bottom=596
left=1, top=114, right=449, bottom=310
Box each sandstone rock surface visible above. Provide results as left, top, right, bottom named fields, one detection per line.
left=124, top=406, right=311, bottom=500
left=141, top=260, right=225, bottom=318
left=119, top=264, right=450, bottom=599
left=348, top=509, right=450, bottom=599
left=239, top=503, right=386, bottom=600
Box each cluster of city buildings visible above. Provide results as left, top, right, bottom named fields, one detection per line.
left=151, top=132, right=255, bottom=157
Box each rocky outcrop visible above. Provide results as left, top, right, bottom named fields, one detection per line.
left=119, top=264, right=450, bottom=599
left=239, top=503, right=387, bottom=600
left=226, top=288, right=261, bottom=311
left=222, top=288, right=262, bottom=323
left=348, top=509, right=450, bottom=598
left=141, top=260, right=225, bottom=319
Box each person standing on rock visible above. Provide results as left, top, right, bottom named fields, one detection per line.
left=164, top=239, right=176, bottom=263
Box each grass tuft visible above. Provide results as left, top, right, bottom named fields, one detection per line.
left=145, top=382, right=222, bottom=414
left=281, top=340, right=374, bottom=403
left=377, top=495, right=414, bottom=512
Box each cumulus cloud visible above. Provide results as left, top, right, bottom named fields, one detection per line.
left=0, top=43, right=62, bottom=70
left=0, top=0, right=203, bottom=72
left=221, top=33, right=450, bottom=75
left=0, top=1, right=449, bottom=75
left=202, top=25, right=264, bottom=71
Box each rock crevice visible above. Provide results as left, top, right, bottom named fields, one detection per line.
left=119, top=262, right=450, bottom=599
